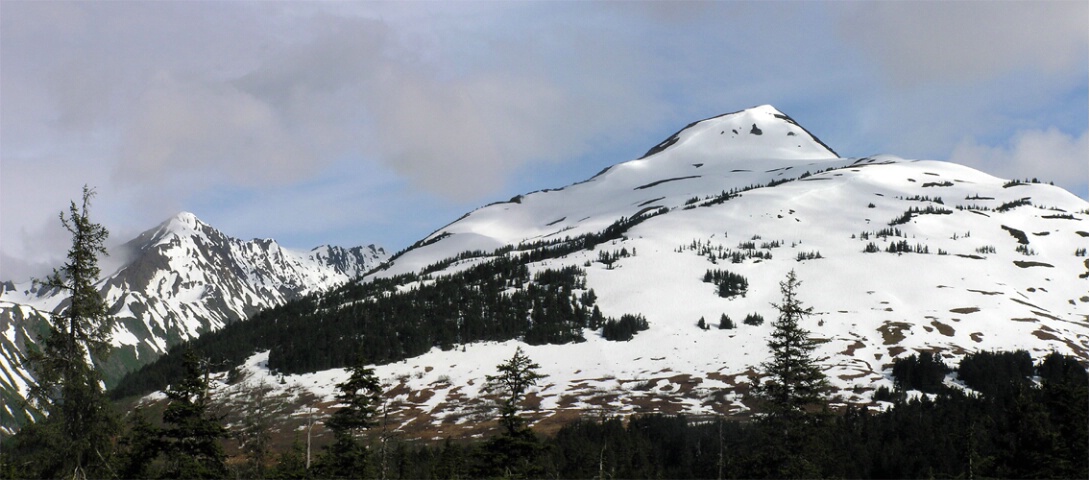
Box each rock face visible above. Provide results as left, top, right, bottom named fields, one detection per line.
left=0, top=212, right=386, bottom=431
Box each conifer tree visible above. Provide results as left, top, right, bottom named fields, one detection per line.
left=750, top=269, right=829, bottom=477
left=485, top=347, right=545, bottom=436
left=320, top=357, right=383, bottom=478
left=158, top=348, right=228, bottom=479
left=754, top=270, right=828, bottom=417
left=24, top=185, right=119, bottom=478
left=718, top=314, right=734, bottom=330
left=478, top=347, right=548, bottom=478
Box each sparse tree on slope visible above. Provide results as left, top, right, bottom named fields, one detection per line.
left=478, top=347, right=548, bottom=478
left=485, top=347, right=546, bottom=436
left=23, top=185, right=119, bottom=478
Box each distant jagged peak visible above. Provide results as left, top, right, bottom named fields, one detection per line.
left=129, top=211, right=220, bottom=251
left=640, top=104, right=839, bottom=162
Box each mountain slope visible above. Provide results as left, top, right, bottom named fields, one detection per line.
left=0, top=212, right=386, bottom=431
left=107, top=105, right=1089, bottom=440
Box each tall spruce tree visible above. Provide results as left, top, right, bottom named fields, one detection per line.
left=749, top=269, right=830, bottom=477
left=319, top=357, right=383, bottom=478
left=24, top=185, right=119, bottom=478
left=753, top=269, right=828, bottom=418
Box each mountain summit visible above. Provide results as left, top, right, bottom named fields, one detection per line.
left=640, top=105, right=839, bottom=161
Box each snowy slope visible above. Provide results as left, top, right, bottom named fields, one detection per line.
left=0, top=212, right=386, bottom=432
left=194, top=105, right=1089, bottom=439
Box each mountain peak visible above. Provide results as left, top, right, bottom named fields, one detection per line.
left=163, top=211, right=205, bottom=232
left=641, top=105, right=839, bottom=161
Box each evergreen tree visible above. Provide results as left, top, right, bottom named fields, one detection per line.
left=23, top=185, right=119, bottom=478
left=485, top=347, right=546, bottom=436
left=753, top=270, right=828, bottom=416
left=158, top=348, right=228, bottom=479
left=718, top=313, right=734, bottom=330
left=319, top=357, right=383, bottom=478
left=479, top=347, right=548, bottom=477
left=750, top=270, right=829, bottom=477
left=118, top=407, right=162, bottom=479
left=892, top=351, right=951, bottom=393
left=742, top=312, right=764, bottom=326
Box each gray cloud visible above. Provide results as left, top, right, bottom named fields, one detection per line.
left=837, top=2, right=1088, bottom=86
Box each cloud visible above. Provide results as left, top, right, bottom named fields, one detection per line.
left=948, top=128, right=1089, bottom=198
left=2, top=1, right=1085, bottom=280
left=837, top=2, right=1088, bottom=86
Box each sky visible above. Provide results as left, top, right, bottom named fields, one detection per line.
left=2, top=1, right=1087, bottom=283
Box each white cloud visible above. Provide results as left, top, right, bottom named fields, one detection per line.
left=948, top=128, right=1089, bottom=198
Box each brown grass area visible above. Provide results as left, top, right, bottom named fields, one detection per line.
left=878, top=321, right=912, bottom=345
left=930, top=320, right=956, bottom=337
left=841, top=339, right=866, bottom=356
left=1032, top=328, right=1060, bottom=341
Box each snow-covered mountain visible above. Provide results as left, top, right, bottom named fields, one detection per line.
left=192, top=105, right=1089, bottom=439
left=0, top=212, right=386, bottom=431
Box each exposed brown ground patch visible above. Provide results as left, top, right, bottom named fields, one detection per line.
left=1032, top=327, right=1060, bottom=342
left=841, top=339, right=866, bottom=356
left=949, top=307, right=979, bottom=314
left=1032, top=310, right=1063, bottom=321
left=931, top=320, right=956, bottom=337
left=967, top=289, right=1002, bottom=296
left=1014, top=260, right=1054, bottom=268
left=970, top=332, right=984, bottom=343
left=878, top=321, right=912, bottom=345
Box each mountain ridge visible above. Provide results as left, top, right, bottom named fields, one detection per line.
left=0, top=211, right=386, bottom=432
